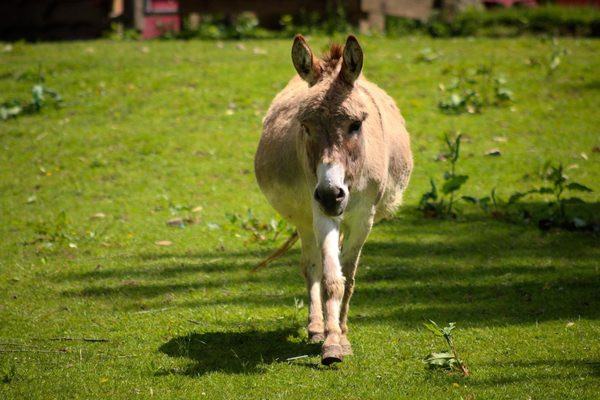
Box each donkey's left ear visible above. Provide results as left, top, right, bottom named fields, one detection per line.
left=341, top=35, right=363, bottom=84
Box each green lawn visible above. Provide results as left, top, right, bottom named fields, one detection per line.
left=0, top=36, right=599, bottom=399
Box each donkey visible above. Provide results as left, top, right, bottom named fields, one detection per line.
left=254, top=35, right=413, bottom=365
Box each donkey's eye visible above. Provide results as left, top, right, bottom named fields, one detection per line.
left=348, top=121, right=362, bottom=135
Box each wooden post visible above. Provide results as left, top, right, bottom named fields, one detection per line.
left=134, top=0, right=144, bottom=31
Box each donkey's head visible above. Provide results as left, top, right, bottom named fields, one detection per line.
left=292, top=35, right=367, bottom=217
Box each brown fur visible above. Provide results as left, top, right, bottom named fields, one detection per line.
left=320, top=43, right=344, bottom=73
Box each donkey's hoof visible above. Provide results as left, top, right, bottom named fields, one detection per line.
left=341, top=343, right=353, bottom=356
left=309, top=332, right=325, bottom=343
left=340, top=336, right=353, bottom=356
left=321, top=344, right=344, bottom=365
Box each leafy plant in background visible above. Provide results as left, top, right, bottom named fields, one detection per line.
left=419, top=133, right=469, bottom=218
left=225, top=209, right=294, bottom=246
left=1, top=83, right=62, bottom=121
left=414, top=47, right=442, bottom=63
left=546, top=38, right=568, bottom=79
left=179, top=1, right=352, bottom=40
left=104, top=22, right=140, bottom=41
left=322, top=0, right=352, bottom=35
left=438, top=66, right=513, bottom=115
left=386, top=5, right=600, bottom=38
left=462, top=188, right=503, bottom=219
left=179, top=12, right=269, bottom=40
left=423, top=320, right=469, bottom=377
left=508, top=163, right=594, bottom=230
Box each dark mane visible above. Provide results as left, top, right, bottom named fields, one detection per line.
left=320, top=43, right=343, bottom=72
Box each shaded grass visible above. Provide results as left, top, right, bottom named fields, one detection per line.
left=0, top=36, right=599, bottom=399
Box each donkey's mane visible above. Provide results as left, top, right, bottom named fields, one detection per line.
left=320, top=43, right=344, bottom=72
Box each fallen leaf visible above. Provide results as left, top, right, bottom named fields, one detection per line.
left=91, top=212, right=106, bottom=219
left=100, top=377, right=108, bottom=383
left=166, top=218, right=184, bottom=226
left=580, top=152, right=588, bottom=160
left=139, top=46, right=149, bottom=54
left=155, top=240, right=172, bottom=246
left=592, top=145, right=600, bottom=153
left=192, top=206, right=203, bottom=213
left=27, top=195, right=37, bottom=204
left=485, top=148, right=502, bottom=156
left=252, top=47, right=267, bottom=55
left=460, top=134, right=473, bottom=143
left=236, top=43, right=246, bottom=51
left=566, top=321, right=575, bottom=328
left=493, top=136, right=508, bottom=143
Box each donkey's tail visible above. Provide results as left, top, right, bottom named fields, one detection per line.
left=251, top=230, right=299, bottom=273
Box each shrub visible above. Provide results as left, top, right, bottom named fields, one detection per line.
left=386, top=5, right=600, bottom=38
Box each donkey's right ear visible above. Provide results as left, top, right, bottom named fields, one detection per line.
left=292, top=35, right=320, bottom=85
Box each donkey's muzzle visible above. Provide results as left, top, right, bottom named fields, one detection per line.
left=314, top=185, right=347, bottom=216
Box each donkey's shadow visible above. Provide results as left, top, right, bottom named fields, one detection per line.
left=158, top=327, right=320, bottom=376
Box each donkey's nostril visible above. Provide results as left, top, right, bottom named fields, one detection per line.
left=314, top=186, right=347, bottom=216
left=314, top=189, right=321, bottom=202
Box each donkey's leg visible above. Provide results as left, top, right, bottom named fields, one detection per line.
left=313, top=210, right=345, bottom=365
left=298, top=229, right=324, bottom=343
left=339, top=208, right=376, bottom=356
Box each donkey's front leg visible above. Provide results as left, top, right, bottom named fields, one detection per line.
left=298, top=229, right=324, bottom=343
left=313, top=211, right=345, bottom=365
left=339, top=208, right=376, bottom=356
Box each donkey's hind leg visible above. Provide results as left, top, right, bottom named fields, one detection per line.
left=299, top=229, right=324, bottom=343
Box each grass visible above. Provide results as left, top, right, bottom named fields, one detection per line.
left=0, top=36, right=599, bottom=399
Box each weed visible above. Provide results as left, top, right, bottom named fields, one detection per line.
left=1, top=364, right=18, bottom=384
left=415, top=47, right=442, bottom=63
left=438, top=66, right=513, bottom=115
left=1, top=83, right=62, bottom=121
left=462, top=188, right=503, bottom=219
left=225, top=209, right=294, bottom=246
left=292, top=297, right=304, bottom=325
left=546, top=38, right=569, bottom=79
left=26, top=210, right=110, bottom=251
left=29, top=211, right=71, bottom=249
left=423, top=320, right=469, bottom=377
left=508, top=163, right=594, bottom=230
left=419, top=133, right=468, bottom=218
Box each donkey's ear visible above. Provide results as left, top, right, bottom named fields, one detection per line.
left=341, top=35, right=363, bottom=84
left=292, top=35, right=320, bottom=85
